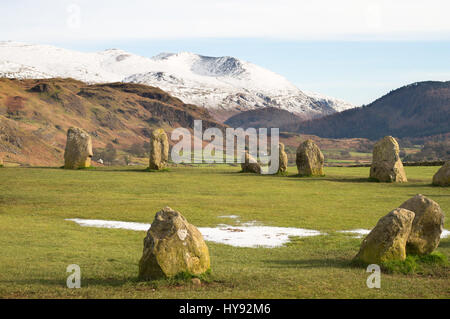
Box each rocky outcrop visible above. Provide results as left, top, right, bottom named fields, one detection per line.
left=432, top=161, right=450, bottom=186
left=354, top=208, right=415, bottom=264
left=241, top=151, right=261, bottom=174
left=369, top=136, right=407, bottom=182
left=149, top=128, right=169, bottom=170
left=400, top=194, right=445, bottom=255
left=63, top=127, right=93, bottom=169
left=139, top=207, right=210, bottom=280
left=296, top=139, right=324, bottom=176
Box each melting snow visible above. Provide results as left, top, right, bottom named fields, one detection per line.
left=65, top=218, right=450, bottom=247
left=66, top=218, right=324, bottom=248
left=67, top=218, right=150, bottom=231
left=337, top=229, right=371, bottom=238
left=200, top=224, right=323, bottom=248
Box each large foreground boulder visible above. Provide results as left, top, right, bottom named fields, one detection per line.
left=354, top=208, right=415, bottom=264
left=241, top=151, right=261, bottom=174
left=149, top=128, right=169, bottom=170
left=64, top=127, right=93, bottom=169
left=139, top=207, right=210, bottom=280
left=369, top=136, right=407, bottom=182
left=432, top=161, right=450, bottom=186
left=277, top=143, right=288, bottom=174
left=296, top=139, right=324, bottom=176
left=400, top=194, right=445, bottom=255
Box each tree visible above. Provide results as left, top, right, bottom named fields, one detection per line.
left=103, top=143, right=117, bottom=164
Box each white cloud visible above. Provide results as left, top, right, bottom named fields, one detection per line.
left=1, top=0, right=450, bottom=41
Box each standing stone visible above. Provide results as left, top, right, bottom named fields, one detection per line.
left=139, top=207, right=210, bottom=280
left=369, top=136, right=407, bottom=182
left=241, top=151, right=261, bottom=174
left=278, top=143, right=288, bottom=174
left=354, top=208, right=415, bottom=264
left=64, top=127, right=93, bottom=169
left=400, top=194, right=445, bottom=255
left=296, top=139, right=324, bottom=176
left=432, top=161, right=450, bottom=186
left=149, top=128, right=169, bottom=170
left=0, top=157, right=3, bottom=167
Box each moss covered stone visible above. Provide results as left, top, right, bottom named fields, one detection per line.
left=354, top=208, right=415, bottom=264
left=139, top=207, right=210, bottom=280
left=278, top=143, right=288, bottom=174
left=296, top=139, right=324, bottom=176
left=63, top=127, right=93, bottom=169
left=400, top=194, right=445, bottom=255
left=369, top=136, right=407, bottom=183
left=149, top=128, right=169, bottom=170
left=432, top=161, right=450, bottom=186
left=241, top=151, right=261, bottom=174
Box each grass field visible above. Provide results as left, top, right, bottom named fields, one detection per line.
left=0, top=165, right=449, bottom=298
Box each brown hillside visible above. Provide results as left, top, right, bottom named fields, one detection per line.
left=0, top=78, right=226, bottom=166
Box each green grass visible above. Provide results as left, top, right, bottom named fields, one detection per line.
left=382, top=252, right=449, bottom=275
left=0, top=165, right=449, bottom=298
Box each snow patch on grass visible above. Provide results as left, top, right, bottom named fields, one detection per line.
left=218, top=215, right=240, bottom=219
left=66, top=218, right=324, bottom=248
left=337, top=229, right=371, bottom=238
left=66, top=218, right=450, bottom=248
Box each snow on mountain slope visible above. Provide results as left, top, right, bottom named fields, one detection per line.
left=303, top=91, right=354, bottom=112
left=0, top=41, right=355, bottom=118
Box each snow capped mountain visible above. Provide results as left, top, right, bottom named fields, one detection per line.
left=0, top=41, right=354, bottom=119
left=303, top=91, right=354, bottom=113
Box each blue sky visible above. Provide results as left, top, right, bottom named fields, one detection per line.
left=2, top=0, right=450, bottom=105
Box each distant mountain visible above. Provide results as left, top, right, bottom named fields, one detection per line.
left=286, top=81, right=450, bottom=140
left=0, top=78, right=225, bottom=166
left=0, top=41, right=354, bottom=120
left=224, top=107, right=305, bottom=130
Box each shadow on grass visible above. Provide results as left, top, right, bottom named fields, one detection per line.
left=0, top=277, right=139, bottom=288
left=322, top=177, right=371, bottom=183
left=438, top=240, right=450, bottom=249
left=262, top=258, right=351, bottom=269
left=15, top=166, right=152, bottom=173
left=86, top=168, right=151, bottom=173
left=284, top=175, right=370, bottom=183
left=397, top=182, right=436, bottom=187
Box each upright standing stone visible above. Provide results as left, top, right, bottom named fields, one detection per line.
left=400, top=194, right=445, bottom=255
left=277, top=143, right=288, bottom=174
left=149, top=128, right=169, bottom=170
left=0, top=157, right=3, bottom=167
left=64, top=127, right=93, bottom=169
left=296, top=139, right=324, bottom=176
left=354, top=208, right=415, bottom=264
left=432, top=161, right=450, bottom=186
left=369, top=136, right=407, bottom=182
left=241, top=151, right=261, bottom=174
left=139, top=207, right=210, bottom=280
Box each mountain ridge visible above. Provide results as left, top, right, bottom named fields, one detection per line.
left=0, top=41, right=354, bottom=120
left=286, top=81, right=450, bottom=140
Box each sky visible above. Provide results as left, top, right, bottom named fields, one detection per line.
left=1, top=0, right=450, bottom=105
